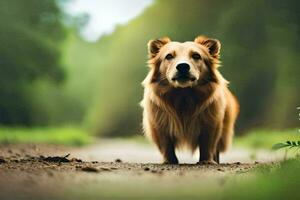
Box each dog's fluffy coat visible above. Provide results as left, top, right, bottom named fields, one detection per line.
left=141, top=36, right=239, bottom=164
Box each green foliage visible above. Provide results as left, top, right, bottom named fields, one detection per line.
left=0, top=0, right=66, bottom=125
left=272, top=140, right=300, bottom=150
left=234, top=129, right=300, bottom=149
left=0, top=126, right=92, bottom=146
left=221, top=159, right=300, bottom=200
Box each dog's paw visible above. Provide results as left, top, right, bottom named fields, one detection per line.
left=163, top=161, right=179, bottom=165
left=163, top=159, right=179, bottom=165
left=197, top=160, right=218, bottom=165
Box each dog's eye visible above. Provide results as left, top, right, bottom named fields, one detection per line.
left=165, top=53, right=174, bottom=60
left=192, top=53, right=201, bottom=60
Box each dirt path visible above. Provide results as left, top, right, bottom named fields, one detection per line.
left=71, top=139, right=285, bottom=163
left=0, top=139, right=285, bottom=200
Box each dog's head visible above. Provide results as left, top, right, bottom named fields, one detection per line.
left=147, top=36, right=221, bottom=88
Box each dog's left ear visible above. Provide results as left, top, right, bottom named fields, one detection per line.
left=194, top=36, right=221, bottom=58
left=148, top=37, right=171, bottom=58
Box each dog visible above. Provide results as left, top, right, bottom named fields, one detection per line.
left=140, top=35, right=239, bottom=164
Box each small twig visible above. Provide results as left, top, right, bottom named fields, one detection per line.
left=64, top=153, right=70, bottom=158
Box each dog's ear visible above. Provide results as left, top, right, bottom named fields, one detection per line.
left=194, top=35, right=221, bottom=58
left=148, top=37, right=171, bottom=58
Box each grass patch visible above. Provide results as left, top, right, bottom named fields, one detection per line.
left=221, top=158, right=300, bottom=200
left=234, top=129, right=300, bottom=150
left=0, top=126, right=93, bottom=146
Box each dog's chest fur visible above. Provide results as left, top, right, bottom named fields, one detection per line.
left=153, top=87, right=217, bottom=150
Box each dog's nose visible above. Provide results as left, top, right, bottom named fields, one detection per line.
left=176, top=63, right=190, bottom=74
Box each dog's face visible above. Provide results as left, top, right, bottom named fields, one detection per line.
left=148, top=36, right=221, bottom=88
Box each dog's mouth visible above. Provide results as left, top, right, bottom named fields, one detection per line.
left=171, top=74, right=196, bottom=83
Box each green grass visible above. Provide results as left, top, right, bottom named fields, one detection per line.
left=234, top=129, right=300, bottom=149
left=0, top=127, right=299, bottom=149
left=0, top=126, right=93, bottom=146
left=221, top=158, right=300, bottom=200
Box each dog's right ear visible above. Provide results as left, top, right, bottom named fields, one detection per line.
left=194, top=35, right=221, bottom=58
left=147, top=37, right=171, bottom=58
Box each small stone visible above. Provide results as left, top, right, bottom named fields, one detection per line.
left=143, top=167, right=150, bottom=171
left=100, top=167, right=111, bottom=171
left=70, top=158, right=83, bottom=163
left=0, top=158, right=5, bottom=164
left=81, top=166, right=99, bottom=173
left=42, top=155, right=70, bottom=163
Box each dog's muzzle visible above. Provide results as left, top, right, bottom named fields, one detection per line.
left=171, top=63, right=196, bottom=82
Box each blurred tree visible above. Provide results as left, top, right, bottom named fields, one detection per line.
left=0, top=0, right=66, bottom=125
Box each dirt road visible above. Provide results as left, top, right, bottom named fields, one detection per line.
left=0, top=139, right=285, bottom=200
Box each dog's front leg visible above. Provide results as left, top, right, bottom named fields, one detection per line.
left=199, top=123, right=222, bottom=164
left=151, top=128, right=178, bottom=164
left=161, top=139, right=178, bottom=164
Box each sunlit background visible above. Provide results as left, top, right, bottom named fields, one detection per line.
left=64, top=0, right=153, bottom=41
left=0, top=0, right=299, bottom=144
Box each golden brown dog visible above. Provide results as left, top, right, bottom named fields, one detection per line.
left=141, top=35, right=239, bottom=164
